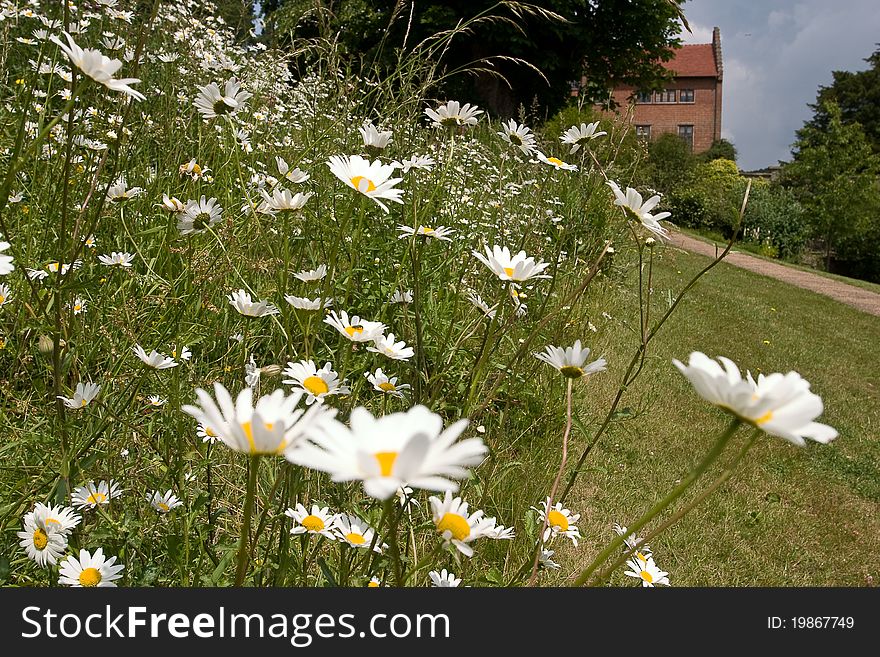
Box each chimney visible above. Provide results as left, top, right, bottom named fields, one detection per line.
left=712, top=26, right=723, bottom=80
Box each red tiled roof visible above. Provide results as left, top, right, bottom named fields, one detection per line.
left=664, top=44, right=718, bottom=77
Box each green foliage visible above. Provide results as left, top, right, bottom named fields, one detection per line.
left=783, top=101, right=880, bottom=280
left=742, top=183, right=810, bottom=260
left=688, top=158, right=745, bottom=236
left=699, top=138, right=737, bottom=163
left=646, top=132, right=695, bottom=194
left=267, top=0, right=687, bottom=117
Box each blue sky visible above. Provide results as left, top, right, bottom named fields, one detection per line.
left=679, top=0, right=880, bottom=169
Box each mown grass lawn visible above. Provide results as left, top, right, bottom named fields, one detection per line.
left=560, top=245, right=880, bottom=586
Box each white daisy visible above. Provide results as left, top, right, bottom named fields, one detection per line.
left=397, top=225, right=455, bottom=242
left=367, top=333, right=414, bottom=361
left=257, top=187, right=313, bottom=214
left=0, top=283, right=11, bottom=307
left=57, top=381, right=101, bottom=409
left=284, top=295, right=333, bottom=311
left=424, top=100, right=483, bottom=128
left=178, top=158, right=210, bottom=180
left=539, top=549, right=561, bottom=570
left=466, top=291, right=498, bottom=319
left=287, top=405, right=486, bottom=500
left=400, top=155, right=435, bottom=173
left=533, top=497, right=581, bottom=546
left=0, top=241, right=13, bottom=275
left=30, top=503, right=82, bottom=535
left=333, top=514, right=384, bottom=552
left=228, top=289, right=279, bottom=317
left=533, top=340, right=607, bottom=379
left=281, top=359, right=349, bottom=405
left=98, top=251, right=134, bottom=267
left=326, top=154, right=404, bottom=214
left=624, top=555, right=670, bottom=587
left=50, top=31, right=145, bottom=100
left=293, top=265, right=327, bottom=282
left=197, top=423, right=220, bottom=444
left=17, top=515, right=67, bottom=567
left=429, top=569, right=462, bottom=587
left=473, top=245, right=550, bottom=282
left=147, top=489, right=183, bottom=513
left=71, top=297, right=87, bottom=314
left=429, top=491, right=496, bottom=557
left=70, top=480, right=122, bottom=509
left=389, top=289, right=413, bottom=304
left=181, top=382, right=335, bottom=456
left=359, top=119, right=393, bottom=152
left=276, top=156, right=310, bottom=184
left=324, top=310, right=386, bottom=343
left=133, top=344, right=178, bottom=369
left=178, top=196, right=223, bottom=235
left=535, top=152, right=578, bottom=171
left=365, top=368, right=411, bottom=398
left=606, top=181, right=671, bottom=240
left=158, top=194, right=185, bottom=212
left=285, top=503, right=337, bottom=539
left=193, top=77, right=251, bottom=119
left=561, top=121, right=607, bottom=154
left=672, top=352, right=838, bottom=446
left=146, top=395, right=166, bottom=408
left=498, top=119, right=537, bottom=155
left=59, top=548, right=125, bottom=587
left=106, top=175, right=143, bottom=201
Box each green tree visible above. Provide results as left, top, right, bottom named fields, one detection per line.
left=646, top=132, right=695, bottom=194
left=800, top=48, right=880, bottom=153
left=783, top=102, right=880, bottom=274
left=266, top=0, right=687, bottom=117
left=699, top=138, right=737, bottom=163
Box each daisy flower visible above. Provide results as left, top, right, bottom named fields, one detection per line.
left=606, top=181, right=671, bottom=240
left=429, top=492, right=497, bottom=557
left=293, top=265, right=327, bottom=282
left=170, top=345, right=192, bottom=361
left=324, top=310, right=386, bottom=343
left=287, top=405, right=486, bottom=500
left=429, top=569, right=462, bottom=587
left=193, top=77, right=251, bottom=119
left=147, top=489, right=183, bottom=513
left=333, top=514, right=384, bottom=552
left=466, top=291, right=498, bottom=319
left=672, top=352, right=838, bottom=446
left=473, top=245, right=550, bottom=282
left=71, top=297, right=87, bottom=315
left=285, top=503, right=337, bottom=539
left=613, top=523, right=650, bottom=556
left=498, top=119, right=537, bottom=155
left=533, top=497, right=581, bottom=546
left=365, top=368, right=411, bottom=398
left=197, top=423, right=219, bottom=443
left=0, top=283, right=11, bottom=307
left=50, top=32, right=145, bottom=100
left=284, top=295, right=333, bottom=311
left=560, top=121, right=607, bottom=154
left=367, top=333, right=415, bottom=361
left=0, top=241, right=14, bottom=275
left=535, top=152, right=578, bottom=171
left=281, top=359, right=349, bottom=405
left=326, top=154, right=404, bottom=214
left=31, top=503, right=82, bottom=535
left=257, top=187, right=312, bottom=214
left=400, top=155, right=435, bottom=173
left=58, top=548, right=124, bottom=587
left=133, top=344, right=178, bottom=369
left=98, top=251, right=135, bottom=267
left=46, top=261, right=81, bottom=275
left=57, top=381, right=101, bottom=409
left=624, top=554, right=670, bottom=587
left=181, top=382, right=335, bottom=456
left=539, top=549, right=561, bottom=570
left=367, top=577, right=383, bottom=587
left=359, top=119, right=393, bottom=153
left=179, top=158, right=211, bottom=180
left=389, top=289, right=413, bottom=304
left=18, top=515, right=67, bottom=566
left=396, top=485, right=420, bottom=508
left=533, top=340, right=607, bottom=379
left=228, top=289, right=279, bottom=317
left=146, top=395, right=166, bottom=408
left=397, top=225, right=454, bottom=242
left=424, top=100, right=483, bottom=128
left=106, top=176, right=143, bottom=201
left=276, top=156, right=310, bottom=184
left=71, top=480, right=122, bottom=509
left=159, top=194, right=185, bottom=213
left=178, top=196, right=223, bottom=235
left=484, top=523, right=516, bottom=540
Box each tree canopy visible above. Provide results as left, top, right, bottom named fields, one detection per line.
left=265, top=0, right=687, bottom=117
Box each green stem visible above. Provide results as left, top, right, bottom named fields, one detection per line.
left=383, top=497, right=405, bottom=587
left=571, top=418, right=742, bottom=587
left=234, top=455, right=260, bottom=586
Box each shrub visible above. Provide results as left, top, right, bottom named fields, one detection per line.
left=742, top=184, right=810, bottom=260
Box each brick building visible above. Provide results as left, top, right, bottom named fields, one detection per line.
left=606, top=27, right=723, bottom=153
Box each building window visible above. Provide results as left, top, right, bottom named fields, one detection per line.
left=679, top=89, right=695, bottom=103
left=636, top=91, right=652, bottom=104
left=635, top=125, right=651, bottom=140
left=678, top=124, right=694, bottom=149
left=656, top=89, right=676, bottom=103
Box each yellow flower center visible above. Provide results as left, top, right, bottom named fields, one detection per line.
left=157, top=502, right=170, bottom=512
left=345, top=325, right=365, bottom=337
left=350, top=176, right=377, bottom=193
left=547, top=157, right=564, bottom=167
left=191, top=163, right=202, bottom=174
left=754, top=411, right=773, bottom=425
left=437, top=512, right=470, bottom=541
left=640, top=569, right=654, bottom=584
left=80, top=398, right=88, bottom=406
left=33, top=528, right=48, bottom=550
left=503, top=267, right=515, bottom=278
left=241, top=421, right=277, bottom=453
left=378, top=382, right=397, bottom=392
left=345, top=532, right=366, bottom=545
left=635, top=552, right=648, bottom=563
left=302, top=515, right=325, bottom=532
left=303, top=375, right=330, bottom=396
left=559, top=365, right=584, bottom=379
left=0, top=295, right=5, bottom=304
left=420, top=226, right=434, bottom=234
left=374, top=452, right=398, bottom=477
left=205, top=427, right=217, bottom=437
left=86, top=492, right=107, bottom=505
left=547, top=509, right=569, bottom=531
left=79, top=567, right=102, bottom=587
left=368, top=580, right=380, bottom=587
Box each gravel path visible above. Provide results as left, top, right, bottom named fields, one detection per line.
left=669, top=231, right=880, bottom=317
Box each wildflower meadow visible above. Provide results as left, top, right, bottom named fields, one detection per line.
left=0, top=0, right=843, bottom=591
